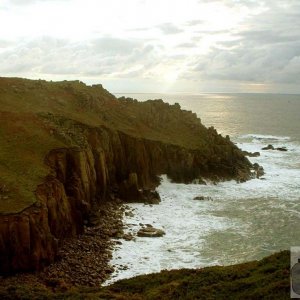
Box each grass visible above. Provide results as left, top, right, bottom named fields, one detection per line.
left=0, top=111, right=65, bottom=213
left=0, top=250, right=290, bottom=299
left=0, top=77, right=223, bottom=214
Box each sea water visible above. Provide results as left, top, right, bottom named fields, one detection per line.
left=105, top=93, right=300, bottom=284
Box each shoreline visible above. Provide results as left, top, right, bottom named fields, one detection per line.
left=0, top=199, right=127, bottom=289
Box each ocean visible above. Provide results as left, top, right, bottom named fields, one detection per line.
left=105, top=93, right=300, bottom=284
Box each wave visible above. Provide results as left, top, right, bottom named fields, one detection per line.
left=104, top=132, right=300, bottom=285
left=238, top=134, right=291, bottom=142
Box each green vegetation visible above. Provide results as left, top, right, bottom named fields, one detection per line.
left=0, top=77, right=216, bottom=214
left=0, top=250, right=290, bottom=299
left=0, top=112, right=65, bottom=213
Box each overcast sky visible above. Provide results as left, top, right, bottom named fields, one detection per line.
left=0, top=0, right=300, bottom=93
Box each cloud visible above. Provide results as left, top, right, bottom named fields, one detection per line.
left=0, top=36, right=162, bottom=79
left=176, top=43, right=195, bottom=48
left=174, top=0, right=300, bottom=90
left=185, top=20, right=204, bottom=26
left=1, top=0, right=300, bottom=92
left=158, top=23, right=184, bottom=35
left=7, top=0, right=69, bottom=4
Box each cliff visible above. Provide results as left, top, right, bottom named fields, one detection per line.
left=0, top=77, right=255, bottom=274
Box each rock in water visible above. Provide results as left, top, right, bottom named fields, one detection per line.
left=193, top=196, right=212, bottom=201
left=262, top=144, right=274, bottom=150
left=137, top=227, right=166, bottom=237
left=243, top=151, right=260, bottom=157
left=276, top=147, right=287, bottom=151
left=253, top=163, right=265, bottom=178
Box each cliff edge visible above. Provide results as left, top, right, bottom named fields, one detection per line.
left=0, top=77, right=255, bottom=274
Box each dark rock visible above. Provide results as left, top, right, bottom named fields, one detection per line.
left=253, top=163, right=264, bottom=178
left=276, top=147, right=287, bottom=152
left=193, top=196, right=212, bottom=201
left=122, top=233, right=134, bottom=241
left=137, top=227, right=165, bottom=237
left=243, top=151, right=260, bottom=157
left=143, top=190, right=161, bottom=204
left=119, top=173, right=143, bottom=202
left=262, top=144, right=274, bottom=150
left=125, top=211, right=134, bottom=217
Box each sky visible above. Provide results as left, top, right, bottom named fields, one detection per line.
left=0, top=0, right=300, bottom=93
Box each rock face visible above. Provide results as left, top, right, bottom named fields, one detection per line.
left=0, top=78, right=256, bottom=274
left=0, top=201, right=58, bottom=273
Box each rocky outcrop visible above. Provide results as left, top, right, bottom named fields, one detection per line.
left=0, top=78, right=257, bottom=275
left=262, top=144, right=275, bottom=150
left=0, top=123, right=255, bottom=274
left=261, top=144, right=288, bottom=152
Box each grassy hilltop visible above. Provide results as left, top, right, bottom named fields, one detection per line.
left=0, top=77, right=210, bottom=214
left=0, top=77, right=253, bottom=275
left=0, top=77, right=249, bottom=215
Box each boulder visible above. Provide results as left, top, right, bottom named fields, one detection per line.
left=137, top=227, right=165, bottom=237
left=262, top=144, right=274, bottom=150
left=122, top=233, right=134, bottom=241
left=193, top=196, right=212, bottom=201
left=276, top=147, right=287, bottom=152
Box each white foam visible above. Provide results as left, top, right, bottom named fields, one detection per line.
left=104, top=133, right=300, bottom=286
left=239, top=134, right=291, bottom=142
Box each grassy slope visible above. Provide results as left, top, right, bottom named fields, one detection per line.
left=0, top=77, right=209, bottom=214
left=0, top=251, right=290, bottom=299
